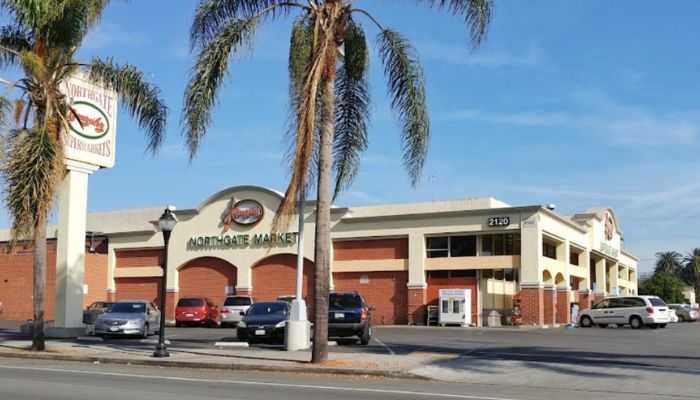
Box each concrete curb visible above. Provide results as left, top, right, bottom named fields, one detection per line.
left=0, top=352, right=426, bottom=381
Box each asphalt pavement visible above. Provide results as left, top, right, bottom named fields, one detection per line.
left=0, top=320, right=698, bottom=399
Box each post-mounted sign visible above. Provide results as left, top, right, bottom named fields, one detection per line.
left=60, top=73, right=118, bottom=168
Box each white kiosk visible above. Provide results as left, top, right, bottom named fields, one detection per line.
left=438, top=288, right=472, bottom=327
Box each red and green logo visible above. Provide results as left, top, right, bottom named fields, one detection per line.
left=67, top=100, right=110, bottom=140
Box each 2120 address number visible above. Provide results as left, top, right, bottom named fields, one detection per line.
left=487, top=217, right=510, bottom=227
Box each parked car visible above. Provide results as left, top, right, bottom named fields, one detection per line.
left=83, top=301, right=114, bottom=325
left=236, top=301, right=290, bottom=343
left=669, top=304, right=700, bottom=322
left=220, top=295, right=254, bottom=327
left=328, top=291, right=374, bottom=345
left=94, top=300, right=160, bottom=338
left=175, top=297, right=220, bottom=327
left=578, top=295, right=670, bottom=329
left=668, top=308, right=679, bottom=323
left=276, top=295, right=296, bottom=303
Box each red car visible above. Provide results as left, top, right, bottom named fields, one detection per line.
left=175, top=297, right=220, bottom=327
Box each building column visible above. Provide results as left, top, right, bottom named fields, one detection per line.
left=520, top=284, right=544, bottom=325
left=556, top=288, right=571, bottom=324
left=594, top=258, right=607, bottom=296
left=407, top=233, right=426, bottom=324
left=608, top=262, right=619, bottom=295
left=51, top=160, right=99, bottom=338
left=543, top=285, right=556, bottom=325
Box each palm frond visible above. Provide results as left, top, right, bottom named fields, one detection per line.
left=0, top=125, right=64, bottom=247
left=0, top=24, right=32, bottom=69
left=87, top=57, right=168, bottom=154
left=190, top=0, right=298, bottom=49
left=376, top=28, right=428, bottom=186
left=332, top=19, right=370, bottom=200
left=415, top=0, right=493, bottom=48
left=182, top=15, right=260, bottom=159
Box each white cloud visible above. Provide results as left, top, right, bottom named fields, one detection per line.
left=418, top=40, right=545, bottom=68
left=83, top=23, right=147, bottom=49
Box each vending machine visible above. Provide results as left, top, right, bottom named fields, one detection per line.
left=438, top=288, right=472, bottom=327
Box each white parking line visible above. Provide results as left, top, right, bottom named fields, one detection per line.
left=373, top=337, right=395, bottom=355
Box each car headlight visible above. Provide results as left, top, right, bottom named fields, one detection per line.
left=128, top=320, right=141, bottom=326
left=237, top=321, right=246, bottom=328
left=275, top=321, right=286, bottom=328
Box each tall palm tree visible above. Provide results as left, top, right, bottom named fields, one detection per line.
left=184, top=0, right=493, bottom=363
left=0, top=0, right=168, bottom=351
left=654, top=251, right=683, bottom=276
left=683, top=248, right=700, bottom=296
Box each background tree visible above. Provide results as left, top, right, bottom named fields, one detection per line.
left=639, top=272, right=686, bottom=303
left=0, top=0, right=167, bottom=351
left=682, top=248, right=700, bottom=299
left=184, top=0, right=492, bottom=363
left=654, top=251, right=683, bottom=276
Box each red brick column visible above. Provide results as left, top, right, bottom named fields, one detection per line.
left=520, top=286, right=544, bottom=325
left=407, top=285, right=427, bottom=325
left=556, top=289, right=571, bottom=324
left=165, top=290, right=178, bottom=322
left=543, top=286, right=556, bottom=325
left=579, top=290, right=593, bottom=309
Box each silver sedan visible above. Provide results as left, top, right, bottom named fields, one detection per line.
left=95, top=300, right=161, bottom=338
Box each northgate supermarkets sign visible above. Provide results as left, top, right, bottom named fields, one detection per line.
left=60, top=73, right=118, bottom=168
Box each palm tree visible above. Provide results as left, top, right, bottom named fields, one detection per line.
left=0, top=0, right=167, bottom=351
left=654, top=251, right=682, bottom=276
left=184, top=0, right=493, bottom=363
left=683, top=248, right=700, bottom=297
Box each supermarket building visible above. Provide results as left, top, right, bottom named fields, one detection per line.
left=0, top=185, right=638, bottom=326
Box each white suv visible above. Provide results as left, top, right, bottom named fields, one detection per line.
left=578, top=295, right=670, bottom=329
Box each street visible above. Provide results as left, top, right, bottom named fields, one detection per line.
left=0, top=357, right=695, bottom=400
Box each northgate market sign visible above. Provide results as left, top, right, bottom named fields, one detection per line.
left=188, top=232, right=299, bottom=249
left=187, top=197, right=299, bottom=249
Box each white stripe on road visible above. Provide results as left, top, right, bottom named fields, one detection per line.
left=0, top=364, right=520, bottom=400
left=373, top=337, right=395, bottom=355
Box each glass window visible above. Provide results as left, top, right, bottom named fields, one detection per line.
left=482, top=235, right=493, bottom=256
left=607, top=298, right=625, bottom=308
left=649, top=297, right=667, bottom=307
left=177, top=298, right=205, bottom=307
left=224, top=296, right=252, bottom=306
left=482, top=269, right=493, bottom=279
left=543, top=242, right=557, bottom=259
left=493, top=269, right=504, bottom=280
left=494, top=235, right=505, bottom=255
left=427, top=270, right=449, bottom=279
left=569, top=252, right=579, bottom=266
left=450, top=236, right=476, bottom=257
left=427, top=250, right=448, bottom=258
left=504, top=268, right=516, bottom=282
left=451, top=270, right=476, bottom=278
left=593, top=299, right=610, bottom=309
left=427, top=237, right=448, bottom=250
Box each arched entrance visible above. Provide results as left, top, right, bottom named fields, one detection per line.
left=252, top=254, right=314, bottom=315
left=178, top=257, right=237, bottom=307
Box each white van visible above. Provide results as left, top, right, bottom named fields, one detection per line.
left=578, top=295, right=670, bottom=329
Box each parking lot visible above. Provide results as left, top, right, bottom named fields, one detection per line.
left=44, top=320, right=697, bottom=372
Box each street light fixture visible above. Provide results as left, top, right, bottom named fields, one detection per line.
left=153, top=207, right=176, bottom=358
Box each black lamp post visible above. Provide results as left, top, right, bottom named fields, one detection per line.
left=153, top=207, right=176, bottom=358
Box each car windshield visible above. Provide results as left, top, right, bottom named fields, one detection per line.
left=248, top=303, right=287, bottom=315
left=224, top=297, right=252, bottom=306
left=108, top=302, right=146, bottom=313
left=177, top=298, right=205, bottom=307
left=330, top=293, right=362, bottom=308
left=649, top=297, right=667, bottom=307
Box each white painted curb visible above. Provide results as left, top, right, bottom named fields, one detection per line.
left=215, top=342, right=249, bottom=348
left=140, top=339, right=171, bottom=345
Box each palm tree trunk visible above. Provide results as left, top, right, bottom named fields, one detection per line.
left=32, top=219, right=46, bottom=351
left=311, top=62, right=336, bottom=365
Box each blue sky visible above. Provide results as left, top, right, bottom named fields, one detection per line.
left=2, top=1, right=700, bottom=273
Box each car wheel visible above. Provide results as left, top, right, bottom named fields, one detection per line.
left=630, top=316, right=643, bottom=329
left=579, top=315, right=593, bottom=328
left=597, top=324, right=608, bottom=328
left=141, top=324, right=149, bottom=338
left=658, top=323, right=667, bottom=328
left=678, top=315, right=685, bottom=322
left=360, top=325, right=372, bottom=345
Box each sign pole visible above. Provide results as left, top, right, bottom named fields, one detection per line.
left=286, top=191, right=309, bottom=351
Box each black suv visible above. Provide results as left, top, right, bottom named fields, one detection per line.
left=328, top=291, right=373, bottom=345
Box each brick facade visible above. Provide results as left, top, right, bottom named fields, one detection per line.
left=115, top=277, right=161, bottom=304
left=333, top=238, right=408, bottom=261
left=115, top=248, right=163, bottom=268
left=579, top=291, right=593, bottom=309
left=0, top=239, right=108, bottom=321
left=556, top=289, right=571, bottom=324
left=543, top=287, right=556, bottom=324
left=252, top=254, right=315, bottom=316
left=407, top=287, right=427, bottom=324
left=332, top=271, right=408, bottom=325
left=178, top=257, right=237, bottom=308
left=520, top=287, right=544, bottom=325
